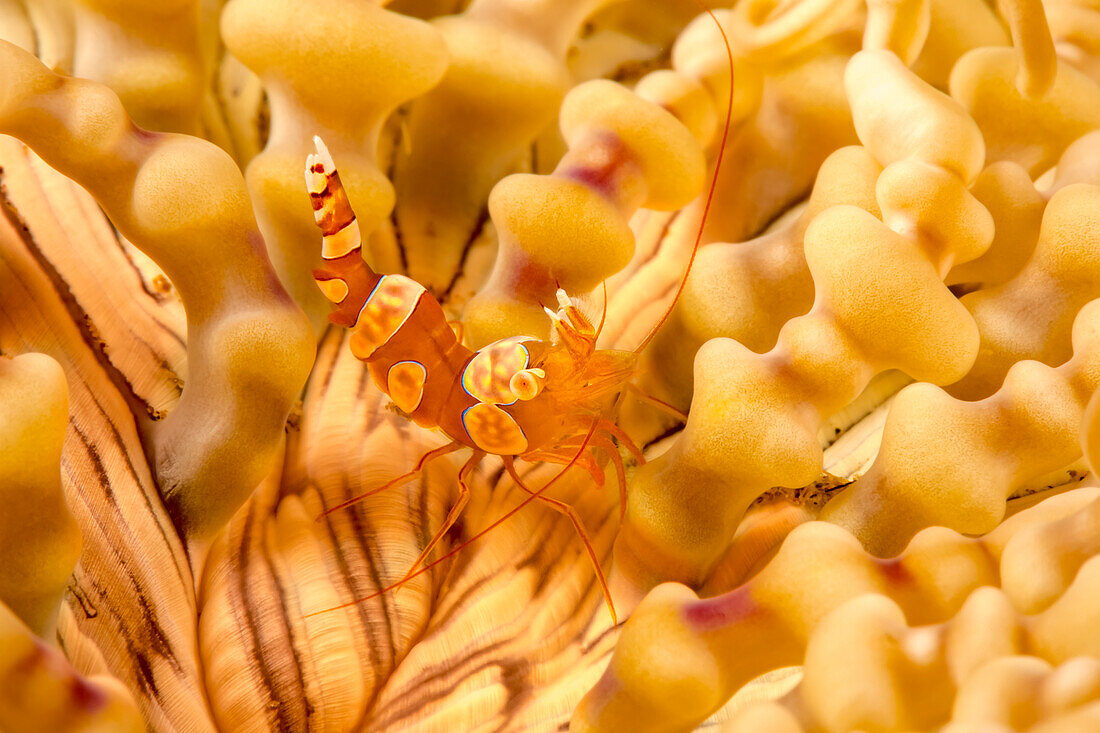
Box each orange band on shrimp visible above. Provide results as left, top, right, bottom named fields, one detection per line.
left=305, top=5, right=735, bottom=626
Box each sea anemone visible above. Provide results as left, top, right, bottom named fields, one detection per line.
left=0, top=1, right=1099, bottom=731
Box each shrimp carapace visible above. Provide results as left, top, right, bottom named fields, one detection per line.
left=307, top=4, right=736, bottom=625
left=309, top=136, right=637, bottom=621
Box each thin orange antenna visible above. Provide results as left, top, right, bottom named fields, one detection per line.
left=305, top=420, right=602, bottom=619
left=502, top=455, right=617, bottom=624
left=595, top=280, right=609, bottom=342
left=317, top=442, right=463, bottom=518
left=586, top=433, right=628, bottom=519
left=633, top=7, right=735, bottom=355
left=598, top=419, right=645, bottom=465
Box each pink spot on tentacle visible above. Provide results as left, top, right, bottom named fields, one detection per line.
left=13, top=641, right=109, bottom=713
left=497, top=252, right=560, bottom=305
left=876, top=558, right=915, bottom=587
left=70, top=675, right=108, bottom=713
left=559, top=132, right=635, bottom=203
left=682, top=586, right=760, bottom=631
left=13, top=642, right=48, bottom=674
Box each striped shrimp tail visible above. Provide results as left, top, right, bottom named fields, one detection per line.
left=306, top=136, right=361, bottom=257
left=307, top=136, right=380, bottom=327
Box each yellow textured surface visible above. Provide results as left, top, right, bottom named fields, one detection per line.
left=0, top=353, right=79, bottom=635
left=579, top=489, right=1100, bottom=731
left=71, top=0, right=206, bottom=135
left=614, top=52, right=988, bottom=598
left=643, top=145, right=883, bottom=409
left=464, top=77, right=706, bottom=346
left=951, top=47, right=1100, bottom=174
left=823, top=300, right=1100, bottom=554
left=863, top=0, right=931, bottom=65
left=0, top=2, right=1099, bottom=732
left=951, top=183, right=1100, bottom=399
left=945, top=161, right=1046, bottom=288
left=0, top=42, right=314, bottom=541
left=727, top=0, right=863, bottom=65
left=910, top=0, right=1007, bottom=88
left=223, top=0, right=448, bottom=326
left=848, top=49, right=985, bottom=183
left=392, top=2, right=593, bottom=292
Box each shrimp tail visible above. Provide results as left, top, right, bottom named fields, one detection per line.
left=307, top=136, right=381, bottom=327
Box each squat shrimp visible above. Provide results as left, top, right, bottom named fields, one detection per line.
left=307, top=9, right=733, bottom=624
left=307, top=139, right=644, bottom=622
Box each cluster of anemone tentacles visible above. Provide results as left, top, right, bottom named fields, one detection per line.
left=0, top=0, right=1099, bottom=731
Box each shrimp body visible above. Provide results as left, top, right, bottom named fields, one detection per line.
left=308, top=136, right=634, bottom=469
left=308, top=136, right=638, bottom=619
left=304, top=5, right=734, bottom=625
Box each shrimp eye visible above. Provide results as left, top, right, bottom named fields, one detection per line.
left=510, top=368, right=545, bottom=400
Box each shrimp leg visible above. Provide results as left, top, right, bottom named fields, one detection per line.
left=320, top=441, right=463, bottom=517
left=624, top=382, right=688, bottom=422
left=597, top=419, right=646, bottom=465
left=528, top=435, right=628, bottom=518
left=395, top=449, right=486, bottom=589
left=502, top=456, right=617, bottom=625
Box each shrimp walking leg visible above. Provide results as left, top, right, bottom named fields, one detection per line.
left=320, top=441, right=464, bottom=517
left=597, top=419, right=646, bottom=465
left=625, top=383, right=689, bottom=423
left=589, top=435, right=628, bottom=519
left=527, top=436, right=628, bottom=519
left=503, top=456, right=617, bottom=625
left=518, top=446, right=606, bottom=488
left=396, top=449, right=486, bottom=589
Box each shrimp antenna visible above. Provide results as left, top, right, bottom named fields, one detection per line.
left=632, top=7, right=735, bottom=355
left=595, top=280, right=609, bottom=342
left=305, top=420, right=603, bottom=619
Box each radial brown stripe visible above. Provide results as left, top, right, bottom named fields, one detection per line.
left=1, top=174, right=208, bottom=730
left=425, top=467, right=551, bottom=628
left=309, top=326, right=344, bottom=401
left=370, top=578, right=610, bottom=730
left=0, top=173, right=165, bottom=423
left=3, top=149, right=186, bottom=384
left=312, top=483, right=392, bottom=696
left=336, top=474, right=401, bottom=655
left=644, top=421, right=685, bottom=450
left=232, top=501, right=297, bottom=733
left=424, top=572, right=497, bottom=631
left=341, top=479, right=400, bottom=670
left=580, top=623, right=621, bottom=656
left=412, top=450, right=433, bottom=580
left=641, top=209, right=680, bottom=271
left=78, top=391, right=192, bottom=590
left=110, top=231, right=180, bottom=306
left=65, top=582, right=98, bottom=621
left=367, top=639, right=516, bottom=728
left=258, top=511, right=317, bottom=727
left=295, top=335, right=403, bottom=698
left=498, top=656, right=534, bottom=721
left=77, top=572, right=160, bottom=700
left=389, top=208, right=410, bottom=275
left=70, top=422, right=117, bottom=502
left=423, top=517, right=578, bottom=631
left=355, top=362, right=373, bottom=401
left=438, top=205, right=489, bottom=304
left=415, top=481, right=614, bottom=639
left=44, top=157, right=185, bottom=340
left=68, top=548, right=174, bottom=705
left=69, top=425, right=189, bottom=681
